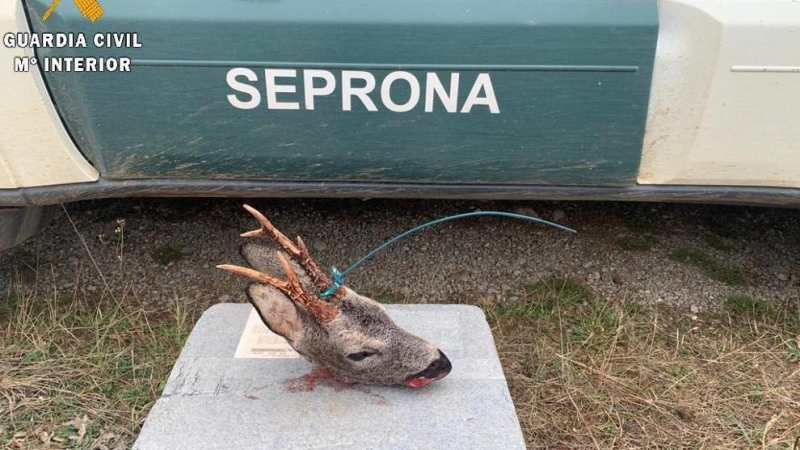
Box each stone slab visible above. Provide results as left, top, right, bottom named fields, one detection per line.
left=133, top=304, right=526, bottom=450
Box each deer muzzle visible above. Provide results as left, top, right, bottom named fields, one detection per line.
left=404, top=350, right=452, bottom=388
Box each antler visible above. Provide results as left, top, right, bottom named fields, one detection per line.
left=216, top=204, right=343, bottom=324
left=239, top=204, right=345, bottom=300
left=218, top=252, right=339, bottom=323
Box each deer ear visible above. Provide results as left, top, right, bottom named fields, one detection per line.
left=245, top=283, right=304, bottom=343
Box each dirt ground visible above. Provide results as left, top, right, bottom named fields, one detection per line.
left=1, top=198, right=799, bottom=448
left=2, top=198, right=798, bottom=311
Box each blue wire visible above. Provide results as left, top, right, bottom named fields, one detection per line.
left=319, top=211, right=577, bottom=297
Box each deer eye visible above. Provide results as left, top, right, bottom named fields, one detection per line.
left=347, top=351, right=376, bottom=362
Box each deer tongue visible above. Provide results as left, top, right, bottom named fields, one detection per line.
left=404, top=377, right=436, bottom=388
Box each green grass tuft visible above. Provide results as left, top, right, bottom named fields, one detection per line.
left=703, top=233, right=734, bottom=251
left=376, top=295, right=398, bottom=304
left=725, top=295, right=771, bottom=316
left=669, top=248, right=752, bottom=286
left=150, top=243, right=184, bottom=266
left=567, top=303, right=621, bottom=351
left=615, top=234, right=659, bottom=252
left=786, top=340, right=800, bottom=362
left=493, top=278, right=592, bottom=319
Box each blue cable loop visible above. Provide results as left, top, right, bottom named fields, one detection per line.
left=318, top=211, right=577, bottom=298
left=319, top=267, right=344, bottom=298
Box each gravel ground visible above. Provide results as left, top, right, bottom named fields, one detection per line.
left=1, top=198, right=798, bottom=313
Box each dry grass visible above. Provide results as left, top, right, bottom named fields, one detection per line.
left=0, top=281, right=198, bottom=449
left=3, top=274, right=799, bottom=450
left=489, top=281, right=800, bottom=449
left=2, top=266, right=798, bottom=449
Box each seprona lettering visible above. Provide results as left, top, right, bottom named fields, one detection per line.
left=226, top=68, right=500, bottom=114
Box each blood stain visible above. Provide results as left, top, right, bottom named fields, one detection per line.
left=282, top=367, right=390, bottom=405
left=283, top=366, right=342, bottom=393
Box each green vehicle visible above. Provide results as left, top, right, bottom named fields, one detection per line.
left=1, top=0, right=798, bottom=249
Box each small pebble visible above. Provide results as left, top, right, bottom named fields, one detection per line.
left=514, top=207, right=539, bottom=218
left=454, top=270, right=470, bottom=283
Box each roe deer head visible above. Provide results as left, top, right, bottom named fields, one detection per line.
left=218, top=205, right=451, bottom=387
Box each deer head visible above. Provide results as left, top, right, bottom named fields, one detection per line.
left=217, top=205, right=451, bottom=387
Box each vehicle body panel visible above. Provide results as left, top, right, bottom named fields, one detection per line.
left=0, top=0, right=798, bottom=213
left=640, top=0, right=800, bottom=189
left=25, top=0, right=658, bottom=185
left=0, top=0, right=98, bottom=190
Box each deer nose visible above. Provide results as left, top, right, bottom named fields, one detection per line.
left=433, top=350, right=452, bottom=378
left=404, top=350, right=452, bottom=387
left=411, top=350, right=452, bottom=380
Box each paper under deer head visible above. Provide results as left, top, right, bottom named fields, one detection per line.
left=217, top=205, right=451, bottom=387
